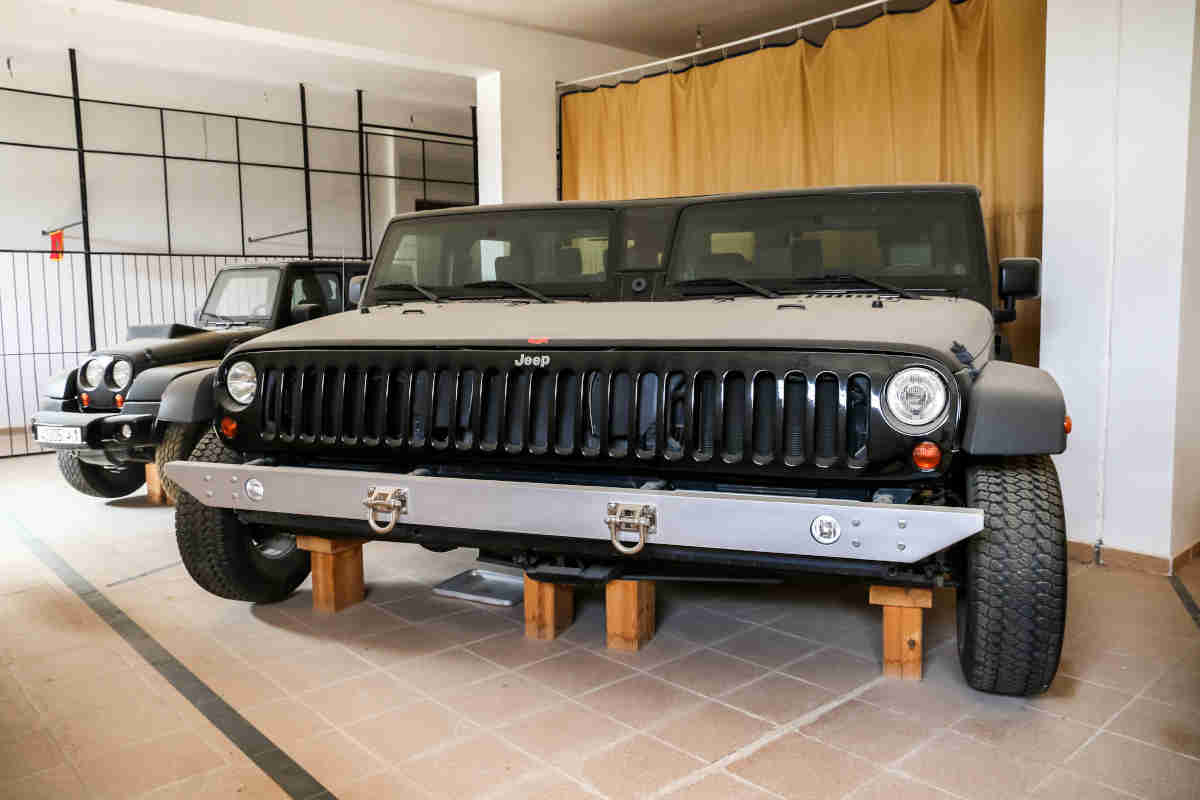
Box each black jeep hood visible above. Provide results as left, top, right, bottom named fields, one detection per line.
left=95, top=327, right=265, bottom=368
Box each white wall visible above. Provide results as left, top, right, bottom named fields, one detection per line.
left=1173, top=6, right=1200, bottom=561
left=1043, top=0, right=1199, bottom=563
left=118, top=0, right=652, bottom=203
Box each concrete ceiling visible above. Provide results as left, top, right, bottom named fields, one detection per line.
left=409, top=0, right=869, bottom=57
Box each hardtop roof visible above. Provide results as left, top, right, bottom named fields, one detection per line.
left=384, top=184, right=982, bottom=225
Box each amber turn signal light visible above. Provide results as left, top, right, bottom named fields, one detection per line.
left=219, top=417, right=238, bottom=439
left=1064, top=415, right=1072, bottom=434
left=114, top=394, right=124, bottom=409
left=79, top=392, right=89, bottom=408
left=912, top=441, right=941, bottom=471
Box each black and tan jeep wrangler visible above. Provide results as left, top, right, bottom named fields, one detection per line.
left=31, top=259, right=367, bottom=500
left=167, top=186, right=1069, bottom=696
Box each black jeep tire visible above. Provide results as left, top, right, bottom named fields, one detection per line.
left=56, top=450, right=146, bottom=498
left=175, top=430, right=310, bottom=603
left=958, top=455, right=1067, bottom=696
left=154, top=422, right=206, bottom=504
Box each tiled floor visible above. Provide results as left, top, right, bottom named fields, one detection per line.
left=1, top=453, right=1198, bottom=799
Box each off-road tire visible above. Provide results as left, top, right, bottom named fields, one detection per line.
left=175, top=430, right=310, bottom=603
left=958, top=455, right=1067, bottom=696
left=56, top=450, right=145, bottom=498
left=154, top=422, right=206, bottom=503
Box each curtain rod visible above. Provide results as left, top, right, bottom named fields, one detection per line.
left=559, top=0, right=891, bottom=88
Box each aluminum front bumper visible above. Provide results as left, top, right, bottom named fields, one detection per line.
left=165, top=462, right=984, bottom=564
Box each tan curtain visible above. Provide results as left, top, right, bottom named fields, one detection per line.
left=561, top=0, right=1046, bottom=365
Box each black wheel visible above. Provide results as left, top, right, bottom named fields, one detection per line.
left=175, top=430, right=310, bottom=603
left=154, top=422, right=206, bottom=503
left=958, top=455, right=1067, bottom=695
left=56, top=450, right=145, bottom=498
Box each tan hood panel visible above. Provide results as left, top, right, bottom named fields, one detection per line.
left=233, top=296, right=993, bottom=368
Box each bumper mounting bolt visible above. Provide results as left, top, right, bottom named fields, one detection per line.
left=897, top=519, right=908, bottom=529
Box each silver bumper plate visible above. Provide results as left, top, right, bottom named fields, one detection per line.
left=165, top=462, right=984, bottom=564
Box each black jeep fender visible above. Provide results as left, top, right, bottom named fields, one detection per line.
left=127, top=361, right=218, bottom=403
left=158, top=366, right=218, bottom=424
left=961, top=361, right=1067, bottom=455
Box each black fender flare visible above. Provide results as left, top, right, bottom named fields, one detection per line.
left=961, top=361, right=1067, bottom=455
left=159, top=367, right=218, bottom=424
left=44, top=366, right=78, bottom=400
left=126, top=361, right=218, bottom=402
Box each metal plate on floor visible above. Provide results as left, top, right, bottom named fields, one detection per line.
left=432, top=569, right=525, bottom=607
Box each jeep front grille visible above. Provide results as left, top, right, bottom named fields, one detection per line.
left=242, top=349, right=957, bottom=478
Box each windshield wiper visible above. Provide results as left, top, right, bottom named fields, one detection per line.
left=373, top=282, right=443, bottom=303
left=801, top=273, right=921, bottom=300
left=462, top=280, right=554, bottom=304
left=675, top=277, right=779, bottom=298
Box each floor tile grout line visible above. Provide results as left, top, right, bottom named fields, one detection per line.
left=643, top=674, right=887, bottom=800
left=2, top=513, right=337, bottom=800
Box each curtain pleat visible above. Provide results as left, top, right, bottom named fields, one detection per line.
left=560, top=0, right=1046, bottom=365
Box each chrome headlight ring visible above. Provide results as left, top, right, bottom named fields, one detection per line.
left=882, top=366, right=949, bottom=434
left=226, top=361, right=258, bottom=406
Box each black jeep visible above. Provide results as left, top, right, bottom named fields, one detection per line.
left=31, top=259, right=367, bottom=500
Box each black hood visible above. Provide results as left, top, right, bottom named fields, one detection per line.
left=95, top=326, right=266, bottom=369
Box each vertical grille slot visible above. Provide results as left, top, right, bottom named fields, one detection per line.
left=505, top=369, right=530, bottom=453
left=319, top=367, right=343, bottom=444
left=782, top=372, right=806, bottom=466
left=692, top=371, right=716, bottom=462
left=608, top=371, right=632, bottom=458
left=722, top=372, right=746, bottom=463
left=581, top=370, right=605, bottom=457
left=361, top=368, right=386, bottom=446
left=751, top=372, right=776, bottom=465
left=480, top=369, right=503, bottom=451
left=431, top=369, right=455, bottom=450
left=298, top=367, right=317, bottom=443
left=410, top=368, right=431, bottom=447
left=340, top=366, right=363, bottom=444
left=846, top=374, right=870, bottom=467
left=383, top=369, right=409, bottom=447
left=456, top=369, right=478, bottom=450
left=814, top=374, right=839, bottom=467
left=663, top=372, right=687, bottom=460
left=529, top=370, right=553, bottom=454
left=554, top=370, right=578, bottom=455
left=635, top=372, right=660, bottom=459
left=260, top=368, right=279, bottom=439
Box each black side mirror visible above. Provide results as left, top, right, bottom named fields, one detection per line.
left=291, top=303, right=323, bottom=324
left=347, top=275, right=365, bottom=308
left=994, top=257, right=1041, bottom=323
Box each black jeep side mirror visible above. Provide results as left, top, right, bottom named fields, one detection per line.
left=347, top=275, right=365, bottom=308
left=994, top=258, right=1041, bottom=323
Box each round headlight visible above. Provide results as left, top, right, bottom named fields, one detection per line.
left=885, top=367, right=948, bottom=429
left=80, top=357, right=109, bottom=391
left=110, top=359, right=133, bottom=390
left=226, top=361, right=258, bottom=405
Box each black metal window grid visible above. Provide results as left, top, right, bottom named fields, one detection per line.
left=0, top=49, right=479, bottom=458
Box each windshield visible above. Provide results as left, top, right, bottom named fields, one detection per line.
left=670, top=194, right=988, bottom=299
left=200, top=267, right=280, bottom=323
left=369, top=210, right=614, bottom=297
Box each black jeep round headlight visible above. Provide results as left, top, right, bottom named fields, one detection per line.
left=226, top=361, right=257, bottom=405
left=109, top=359, right=133, bottom=390
left=79, top=357, right=110, bottom=391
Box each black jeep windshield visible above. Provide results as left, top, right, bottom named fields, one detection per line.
left=670, top=194, right=988, bottom=300
left=200, top=267, right=280, bottom=323
left=370, top=210, right=613, bottom=299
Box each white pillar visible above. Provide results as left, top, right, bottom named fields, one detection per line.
left=1042, top=0, right=1199, bottom=564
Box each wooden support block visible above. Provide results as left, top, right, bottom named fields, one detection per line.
left=605, top=579, right=655, bottom=652
left=871, top=585, right=932, bottom=680
left=869, top=585, right=933, bottom=609
left=145, top=463, right=172, bottom=505
left=524, top=575, right=574, bottom=640
left=296, top=536, right=366, bottom=614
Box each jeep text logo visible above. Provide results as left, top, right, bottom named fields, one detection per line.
left=514, top=353, right=551, bottom=368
